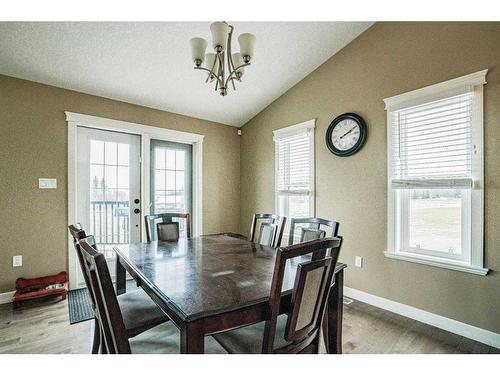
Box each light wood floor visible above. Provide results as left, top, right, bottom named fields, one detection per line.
left=0, top=296, right=498, bottom=354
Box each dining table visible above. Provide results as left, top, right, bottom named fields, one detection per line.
left=113, top=233, right=347, bottom=354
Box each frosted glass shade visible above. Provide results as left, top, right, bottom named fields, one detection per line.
left=210, top=22, right=230, bottom=51
left=190, top=37, right=207, bottom=65
left=238, top=33, right=256, bottom=61
left=205, top=53, right=218, bottom=76
left=232, top=52, right=245, bottom=76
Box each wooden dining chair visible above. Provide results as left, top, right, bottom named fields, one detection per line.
left=144, top=213, right=191, bottom=242
left=68, top=225, right=169, bottom=353
left=212, top=236, right=343, bottom=354
left=248, top=213, right=286, bottom=248
left=78, top=237, right=226, bottom=354
left=287, top=217, right=340, bottom=246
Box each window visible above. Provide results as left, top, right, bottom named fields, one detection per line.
left=150, top=139, right=192, bottom=215
left=274, top=120, right=315, bottom=240
left=384, top=70, right=488, bottom=275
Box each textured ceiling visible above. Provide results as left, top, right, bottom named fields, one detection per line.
left=0, top=22, right=373, bottom=126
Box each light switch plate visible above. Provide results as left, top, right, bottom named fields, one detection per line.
left=13, top=255, right=22, bottom=267
left=355, top=256, right=363, bottom=268
left=39, top=178, right=57, bottom=189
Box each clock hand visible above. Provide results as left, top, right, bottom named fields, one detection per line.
left=340, top=126, right=356, bottom=139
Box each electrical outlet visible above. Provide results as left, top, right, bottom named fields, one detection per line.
left=13, top=255, right=22, bottom=267
left=355, top=256, right=363, bottom=268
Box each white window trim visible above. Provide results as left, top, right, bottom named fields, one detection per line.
left=273, top=119, right=316, bottom=219
left=384, top=70, right=488, bottom=276
left=66, top=111, right=204, bottom=289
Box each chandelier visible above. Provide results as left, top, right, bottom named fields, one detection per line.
left=189, top=22, right=256, bottom=96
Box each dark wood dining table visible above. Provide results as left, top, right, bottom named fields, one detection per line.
left=113, top=233, right=347, bottom=354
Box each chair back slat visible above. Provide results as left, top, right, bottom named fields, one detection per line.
left=157, top=222, right=180, bottom=242
left=288, top=217, right=339, bottom=246
left=262, top=236, right=343, bottom=353
left=248, top=213, right=286, bottom=248
left=79, top=237, right=131, bottom=354
left=300, top=228, right=326, bottom=243
left=257, top=223, right=278, bottom=246
left=285, top=257, right=331, bottom=342
left=145, top=213, right=191, bottom=242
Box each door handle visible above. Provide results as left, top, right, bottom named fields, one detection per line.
left=134, top=208, right=141, bottom=214
left=134, top=198, right=140, bottom=204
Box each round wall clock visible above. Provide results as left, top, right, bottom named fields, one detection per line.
left=325, top=113, right=367, bottom=157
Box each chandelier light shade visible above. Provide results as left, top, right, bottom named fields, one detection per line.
left=238, top=33, right=256, bottom=63
left=189, top=37, right=207, bottom=66
left=210, top=22, right=230, bottom=52
left=189, top=21, right=256, bottom=96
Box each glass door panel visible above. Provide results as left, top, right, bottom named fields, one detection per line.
left=150, top=140, right=192, bottom=237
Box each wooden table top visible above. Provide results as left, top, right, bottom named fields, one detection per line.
left=114, top=233, right=346, bottom=322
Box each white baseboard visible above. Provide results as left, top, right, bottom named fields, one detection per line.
left=344, top=287, right=500, bottom=349
left=0, top=291, right=15, bottom=305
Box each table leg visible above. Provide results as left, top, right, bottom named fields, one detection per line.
left=323, top=268, right=344, bottom=354
left=180, top=320, right=205, bottom=354
left=116, top=256, right=126, bottom=295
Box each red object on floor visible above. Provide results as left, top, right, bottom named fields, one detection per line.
left=13, top=272, right=68, bottom=309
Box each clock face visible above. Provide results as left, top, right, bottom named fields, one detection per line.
left=330, top=119, right=361, bottom=152
left=325, top=113, right=367, bottom=157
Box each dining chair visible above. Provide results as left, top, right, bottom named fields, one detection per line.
left=144, top=213, right=191, bottom=242
left=78, top=237, right=225, bottom=354
left=248, top=213, right=286, bottom=248
left=68, top=225, right=169, bottom=353
left=212, top=236, right=343, bottom=354
left=287, top=217, right=340, bottom=246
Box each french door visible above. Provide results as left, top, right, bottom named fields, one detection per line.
left=150, top=139, right=192, bottom=237
left=76, top=127, right=141, bottom=287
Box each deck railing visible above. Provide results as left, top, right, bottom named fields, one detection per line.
left=90, top=200, right=130, bottom=244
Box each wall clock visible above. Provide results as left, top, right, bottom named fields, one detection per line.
left=325, top=113, right=367, bottom=157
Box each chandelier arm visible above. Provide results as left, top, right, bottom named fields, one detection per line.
left=194, top=66, right=224, bottom=87
left=227, top=24, right=238, bottom=78
left=205, top=55, right=219, bottom=83
left=224, top=63, right=251, bottom=87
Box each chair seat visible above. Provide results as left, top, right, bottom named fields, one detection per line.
left=129, top=321, right=228, bottom=354
left=117, top=289, right=169, bottom=337
left=213, top=314, right=291, bottom=354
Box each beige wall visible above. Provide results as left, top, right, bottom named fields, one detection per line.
left=240, top=22, right=500, bottom=333
left=0, top=75, right=240, bottom=293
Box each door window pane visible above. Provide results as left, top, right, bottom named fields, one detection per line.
left=104, top=142, right=117, bottom=165
left=151, top=141, right=192, bottom=215
left=90, top=141, right=104, bottom=164
left=117, top=144, right=130, bottom=166
left=166, top=149, right=176, bottom=170
left=90, top=140, right=131, bottom=246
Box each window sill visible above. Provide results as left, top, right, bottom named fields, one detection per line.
left=384, top=251, right=489, bottom=276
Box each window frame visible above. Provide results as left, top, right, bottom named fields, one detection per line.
left=384, top=70, right=488, bottom=276
left=273, top=119, right=316, bottom=231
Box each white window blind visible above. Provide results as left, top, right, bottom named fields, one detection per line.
left=276, top=131, right=312, bottom=195
left=274, top=120, right=315, bottom=223
left=391, top=92, right=473, bottom=189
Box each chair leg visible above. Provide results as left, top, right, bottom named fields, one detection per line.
left=91, top=319, right=100, bottom=354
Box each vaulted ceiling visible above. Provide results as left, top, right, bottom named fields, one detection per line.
left=0, top=22, right=373, bottom=126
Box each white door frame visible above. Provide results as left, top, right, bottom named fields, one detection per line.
left=66, top=111, right=204, bottom=289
